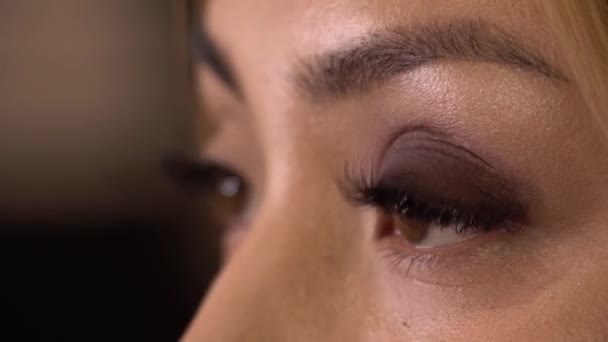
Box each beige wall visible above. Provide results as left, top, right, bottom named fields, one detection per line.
left=0, top=0, right=195, bottom=221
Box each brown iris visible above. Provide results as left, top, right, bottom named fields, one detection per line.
left=395, top=215, right=429, bottom=244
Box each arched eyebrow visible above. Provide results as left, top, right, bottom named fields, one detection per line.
left=294, top=19, right=567, bottom=101
left=192, top=26, right=242, bottom=98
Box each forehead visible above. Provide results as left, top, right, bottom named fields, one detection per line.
left=203, top=0, right=550, bottom=91
left=204, top=0, right=545, bottom=56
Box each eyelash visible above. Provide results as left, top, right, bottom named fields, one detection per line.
left=344, top=172, right=521, bottom=236
left=356, top=186, right=510, bottom=233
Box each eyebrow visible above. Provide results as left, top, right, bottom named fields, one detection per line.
left=192, top=26, right=242, bottom=97
left=294, top=19, right=567, bottom=101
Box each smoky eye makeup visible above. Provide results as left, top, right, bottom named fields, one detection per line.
left=345, top=127, right=529, bottom=243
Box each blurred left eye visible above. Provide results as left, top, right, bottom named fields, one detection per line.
left=163, top=156, right=250, bottom=225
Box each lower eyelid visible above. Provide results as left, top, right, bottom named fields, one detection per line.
left=376, top=229, right=510, bottom=286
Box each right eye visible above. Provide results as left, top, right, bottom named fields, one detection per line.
left=164, top=157, right=250, bottom=226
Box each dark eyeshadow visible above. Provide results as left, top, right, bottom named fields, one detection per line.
left=373, top=130, right=527, bottom=224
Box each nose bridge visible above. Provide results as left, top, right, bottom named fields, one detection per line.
left=183, top=161, right=370, bottom=341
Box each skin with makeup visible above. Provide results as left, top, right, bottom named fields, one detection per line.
left=178, top=0, right=608, bottom=340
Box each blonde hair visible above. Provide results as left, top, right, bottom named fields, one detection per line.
left=546, top=1, right=608, bottom=133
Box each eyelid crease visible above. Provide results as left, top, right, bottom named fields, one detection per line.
left=340, top=125, right=530, bottom=227
left=339, top=125, right=462, bottom=203
left=378, top=124, right=499, bottom=175
left=424, top=138, right=496, bottom=171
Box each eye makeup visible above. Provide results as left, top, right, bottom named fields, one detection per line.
left=344, top=127, right=528, bottom=245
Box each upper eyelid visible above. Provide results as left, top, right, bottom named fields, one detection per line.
left=378, top=127, right=526, bottom=194
left=423, top=138, right=496, bottom=171
left=374, top=126, right=498, bottom=184
left=386, top=142, right=512, bottom=200
left=388, top=139, right=497, bottom=174
left=341, top=126, right=530, bottom=207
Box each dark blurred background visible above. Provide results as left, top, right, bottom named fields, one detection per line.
left=0, top=1, right=217, bottom=341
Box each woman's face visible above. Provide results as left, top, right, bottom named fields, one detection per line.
left=185, top=0, right=608, bottom=340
